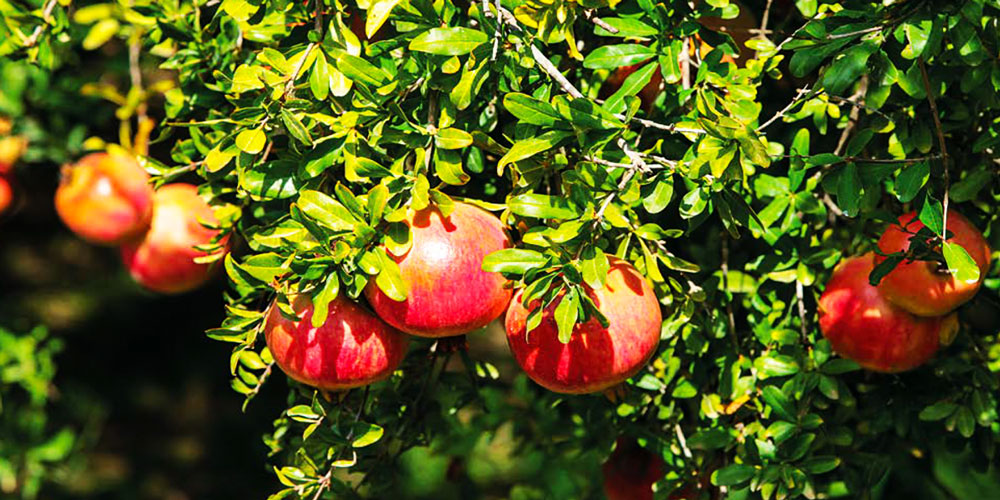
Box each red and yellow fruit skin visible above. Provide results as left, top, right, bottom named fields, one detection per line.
left=505, top=258, right=662, bottom=394
left=876, top=210, right=992, bottom=317
left=55, top=152, right=154, bottom=245
left=818, top=253, right=955, bottom=373
left=0, top=174, right=12, bottom=216
left=264, top=294, right=409, bottom=390
left=120, top=183, right=229, bottom=294
left=602, top=438, right=665, bottom=500
left=364, top=202, right=512, bottom=338
left=0, top=136, right=27, bottom=174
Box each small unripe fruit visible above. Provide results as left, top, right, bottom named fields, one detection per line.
left=55, top=152, right=154, bottom=245
left=818, top=253, right=955, bottom=373
left=0, top=136, right=27, bottom=174
left=876, top=210, right=991, bottom=316
left=364, top=202, right=512, bottom=337
left=120, top=183, right=228, bottom=294
left=505, top=257, right=662, bottom=394
left=264, top=294, right=409, bottom=390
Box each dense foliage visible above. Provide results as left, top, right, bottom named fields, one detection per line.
left=3, top=0, right=1000, bottom=498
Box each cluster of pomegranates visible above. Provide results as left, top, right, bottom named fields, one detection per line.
left=818, top=210, right=991, bottom=372
left=55, top=152, right=229, bottom=294
left=0, top=118, right=27, bottom=217
left=263, top=200, right=665, bottom=396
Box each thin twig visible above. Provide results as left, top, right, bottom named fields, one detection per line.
left=498, top=6, right=704, bottom=135
left=826, top=26, right=883, bottom=40
left=720, top=234, right=738, bottom=350
left=283, top=44, right=317, bottom=98
left=675, top=424, right=694, bottom=459
left=795, top=280, right=808, bottom=339
left=617, top=137, right=650, bottom=174
left=22, top=0, right=59, bottom=48
left=918, top=57, right=950, bottom=238
left=758, top=0, right=774, bottom=42
left=833, top=81, right=867, bottom=156
left=759, top=86, right=812, bottom=131
left=584, top=9, right=618, bottom=34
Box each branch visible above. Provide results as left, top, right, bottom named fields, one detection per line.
left=758, top=0, right=774, bottom=42
left=282, top=43, right=316, bottom=98
left=498, top=6, right=704, bottom=135
left=759, top=86, right=813, bottom=131
left=918, top=57, right=950, bottom=238
left=583, top=9, right=618, bottom=34
left=22, top=0, right=59, bottom=49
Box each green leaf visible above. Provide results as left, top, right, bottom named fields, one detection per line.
left=374, top=248, right=408, bottom=301
left=642, top=174, right=673, bottom=214
left=297, top=190, right=361, bottom=232
left=761, top=385, right=796, bottom=421
left=409, top=27, right=488, bottom=55
left=435, top=128, right=473, bottom=149
left=503, top=93, right=563, bottom=127
left=482, top=249, right=549, bottom=274
left=554, top=288, right=580, bottom=344
left=434, top=148, right=469, bottom=185
left=309, top=52, right=330, bottom=100
left=280, top=109, right=313, bottom=146
left=352, top=424, right=384, bottom=448
left=366, top=0, right=400, bottom=38
left=497, top=130, right=573, bottom=171
left=310, top=272, right=340, bottom=328
left=335, top=53, right=390, bottom=87
left=82, top=18, right=120, bottom=50
left=818, top=41, right=878, bottom=95
left=603, top=62, right=657, bottom=114
left=919, top=401, right=958, bottom=421
left=583, top=44, right=656, bottom=69
left=712, top=464, right=755, bottom=487
left=580, top=247, right=610, bottom=289
left=755, top=355, right=800, bottom=378
left=836, top=163, right=862, bottom=217
left=943, top=241, right=981, bottom=285
left=918, top=195, right=944, bottom=235
left=236, top=128, right=266, bottom=154
left=508, top=193, right=581, bottom=219
left=869, top=255, right=903, bottom=286
left=596, top=17, right=659, bottom=37
left=894, top=161, right=928, bottom=203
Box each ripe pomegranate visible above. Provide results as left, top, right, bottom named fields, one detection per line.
left=264, top=294, right=409, bottom=390
left=602, top=438, right=665, bottom=500
left=120, top=183, right=229, bottom=294
left=505, top=257, right=662, bottom=394
left=876, top=210, right=991, bottom=316
left=55, top=152, right=154, bottom=245
left=818, top=253, right=957, bottom=373
left=364, top=202, right=512, bottom=337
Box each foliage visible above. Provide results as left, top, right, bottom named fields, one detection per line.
left=0, top=326, right=76, bottom=499
left=3, top=0, right=1000, bottom=498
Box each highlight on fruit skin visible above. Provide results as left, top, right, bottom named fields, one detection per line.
left=0, top=174, right=12, bottom=217
left=505, top=257, right=662, bottom=394
left=264, top=293, right=409, bottom=390
left=364, top=201, right=513, bottom=338
left=120, top=183, right=229, bottom=294
left=876, top=210, right=992, bottom=317
left=55, top=151, right=154, bottom=245
left=818, top=253, right=955, bottom=373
